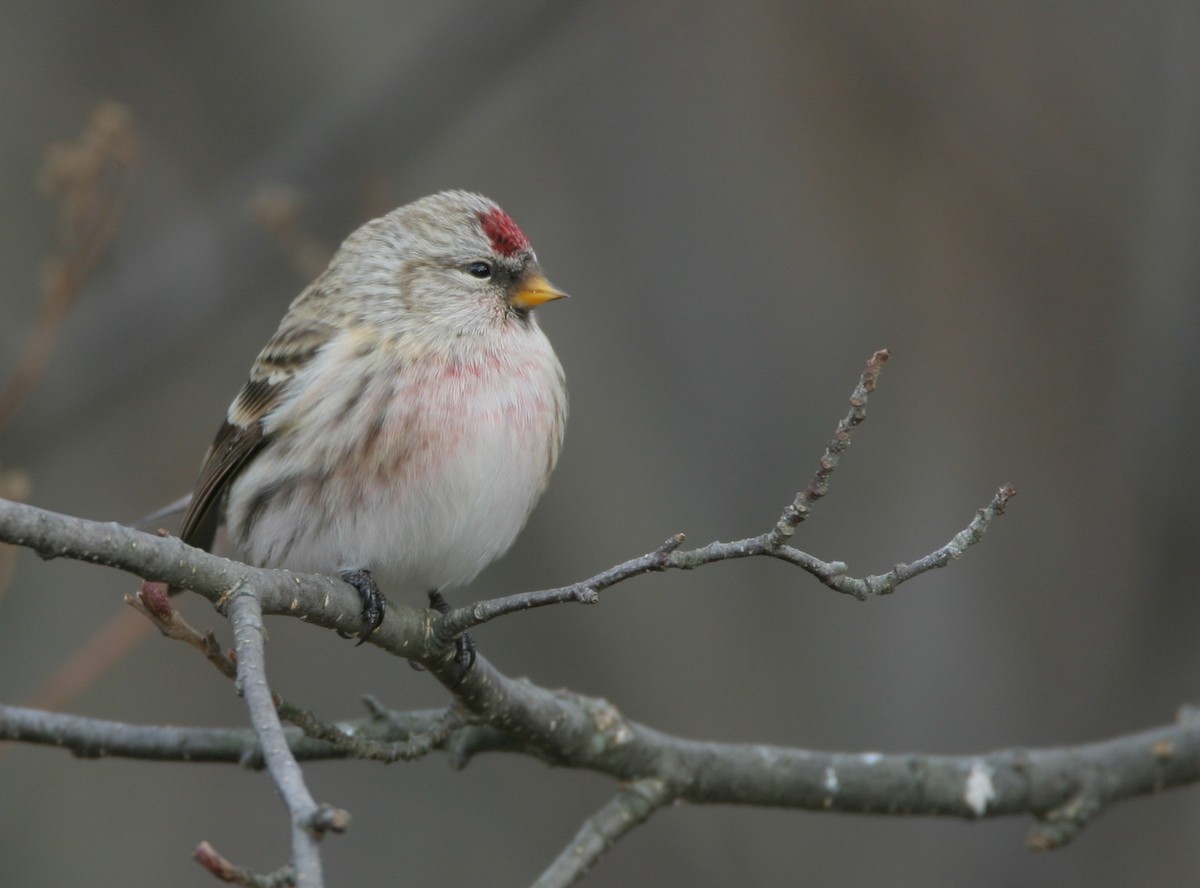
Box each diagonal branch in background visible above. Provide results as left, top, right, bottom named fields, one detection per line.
left=0, top=101, right=139, bottom=428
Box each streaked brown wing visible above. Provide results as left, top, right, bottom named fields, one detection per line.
left=179, top=318, right=335, bottom=551
left=178, top=417, right=267, bottom=551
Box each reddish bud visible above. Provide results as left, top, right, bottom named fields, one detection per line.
left=139, top=581, right=174, bottom=621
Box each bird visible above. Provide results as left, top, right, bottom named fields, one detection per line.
left=177, top=190, right=568, bottom=661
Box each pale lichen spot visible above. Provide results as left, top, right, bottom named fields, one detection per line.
left=964, top=760, right=996, bottom=816
left=822, top=766, right=840, bottom=807
left=823, top=766, right=839, bottom=794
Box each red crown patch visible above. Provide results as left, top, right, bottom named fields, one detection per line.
left=478, top=207, right=531, bottom=257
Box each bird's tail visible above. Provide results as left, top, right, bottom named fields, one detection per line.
left=131, top=492, right=192, bottom=530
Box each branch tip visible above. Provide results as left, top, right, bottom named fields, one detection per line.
left=309, top=805, right=351, bottom=835
left=361, top=695, right=387, bottom=719
left=194, top=841, right=296, bottom=887
left=766, top=349, right=892, bottom=548
left=653, top=533, right=687, bottom=565
left=194, top=841, right=237, bottom=880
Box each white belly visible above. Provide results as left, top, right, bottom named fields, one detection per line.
left=225, top=326, right=565, bottom=595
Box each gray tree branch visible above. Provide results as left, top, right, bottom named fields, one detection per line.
left=533, top=779, right=675, bottom=888
left=0, top=350, right=1187, bottom=884
left=4, top=686, right=1199, bottom=854
left=226, top=589, right=344, bottom=888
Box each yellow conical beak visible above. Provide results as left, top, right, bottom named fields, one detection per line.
left=509, top=271, right=568, bottom=310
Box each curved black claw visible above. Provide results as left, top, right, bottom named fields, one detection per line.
left=426, top=589, right=452, bottom=615
left=427, top=589, right=477, bottom=680
left=454, top=632, right=477, bottom=672
left=338, top=568, right=386, bottom=645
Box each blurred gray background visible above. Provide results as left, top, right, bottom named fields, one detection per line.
left=2, top=1, right=1199, bottom=885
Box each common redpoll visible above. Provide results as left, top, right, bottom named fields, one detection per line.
left=179, top=191, right=568, bottom=652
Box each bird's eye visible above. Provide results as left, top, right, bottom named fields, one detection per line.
left=466, top=261, right=493, bottom=279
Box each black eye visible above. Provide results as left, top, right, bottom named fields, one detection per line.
left=466, top=261, right=493, bottom=279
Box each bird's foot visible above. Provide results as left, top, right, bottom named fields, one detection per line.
left=337, top=568, right=386, bottom=645
left=427, top=589, right=477, bottom=673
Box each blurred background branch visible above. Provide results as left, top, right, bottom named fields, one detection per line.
left=0, top=101, right=137, bottom=427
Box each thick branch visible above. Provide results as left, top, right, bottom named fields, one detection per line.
left=5, top=693, right=1199, bottom=850
left=427, top=653, right=1200, bottom=846
left=0, top=496, right=433, bottom=659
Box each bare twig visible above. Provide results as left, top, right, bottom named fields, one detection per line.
left=0, top=702, right=484, bottom=764
left=768, top=483, right=1016, bottom=599
left=440, top=349, right=1015, bottom=635
left=278, top=698, right=473, bottom=764
left=194, top=841, right=295, bottom=888
left=128, top=579, right=237, bottom=679
left=227, top=590, right=344, bottom=888
left=533, top=779, right=675, bottom=888
left=766, top=347, right=890, bottom=548
left=442, top=485, right=1014, bottom=636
